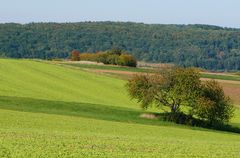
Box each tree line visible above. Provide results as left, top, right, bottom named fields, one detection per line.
left=0, top=22, right=240, bottom=70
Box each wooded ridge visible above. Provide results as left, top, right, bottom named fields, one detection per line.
left=0, top=22, right=240, bottom=70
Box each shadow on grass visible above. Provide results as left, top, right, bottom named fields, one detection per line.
left=0, top=95, right=239, bottom=134
left=0, top=96, right=167, bottom=126
left=158, top=112, right=240, bottom=134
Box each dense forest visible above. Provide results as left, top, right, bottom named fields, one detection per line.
left=0, top=22, right=240, bottom=70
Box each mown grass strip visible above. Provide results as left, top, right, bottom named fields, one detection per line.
left=63, top=63, right=154, bottom=73
left=201, top=73, right=240, bottom=81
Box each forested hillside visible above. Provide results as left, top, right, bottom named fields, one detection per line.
left=0, top=22, right=240, bottom=70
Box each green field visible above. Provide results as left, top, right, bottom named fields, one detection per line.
left=201, top=73, right=240, bottom=81
left=63, top=62, right=152, bottom=73
left=0, top=59, right=240, bottom=158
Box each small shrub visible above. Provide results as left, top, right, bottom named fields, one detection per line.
left=193, top=80, right=235, bottom=124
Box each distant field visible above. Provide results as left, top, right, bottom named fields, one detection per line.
left=63, top=63, right=152, bottom=73
left=0, top=59, right=240, bottom=157
left=61, top=62, right=240, bottom=104
left=201, top=73, right=240, bottom=81
left=63, top=62, right=240, bottom=81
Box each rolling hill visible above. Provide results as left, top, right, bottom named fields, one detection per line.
left=0, top=59, right=240, bottom=157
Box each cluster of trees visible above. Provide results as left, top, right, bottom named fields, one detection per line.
left=127, top=68, right=234, bottom=126
left=0, top=22, right=240, bottom=70
left=71, top=49, right=137, bottom=67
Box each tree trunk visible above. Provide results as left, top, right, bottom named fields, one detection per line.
left=171, top=104, right=177, bottom=113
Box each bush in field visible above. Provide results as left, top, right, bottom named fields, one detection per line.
left=126, top=67, right=235, bottom=125
left=117, top=54, right=137, bottom=67
left=106, top=54, right=119, bottom=65
left=192, top=80, right=234, bottom=124
left=71, top=50, right=80, bottom=61
left=95, top=52, right=108, bottom=64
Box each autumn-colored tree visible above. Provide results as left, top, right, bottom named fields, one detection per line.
left=71, top=50, right=80, bottom=61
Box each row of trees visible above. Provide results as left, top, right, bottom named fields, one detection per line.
left=127, top=68, right=234, bottom=125
left=71, top=49, right=137, bottom=67
left=0, top=22, right=240, bottom=70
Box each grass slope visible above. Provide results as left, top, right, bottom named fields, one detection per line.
left=0, top=59, right=240, bottom=158
left=0, top=59, right=136, bottom=108
left=1, top=109, right=240, bottom=158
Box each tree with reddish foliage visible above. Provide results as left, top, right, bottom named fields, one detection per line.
left=71, top=50, right=80, bottom=61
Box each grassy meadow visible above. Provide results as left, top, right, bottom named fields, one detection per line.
left=201, top=73, right=240, bottom=81
left=0, top=59, right=240, bottom=157
left=63, top=62, right=151, bottom=73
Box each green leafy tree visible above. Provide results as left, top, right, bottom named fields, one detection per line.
left=126, top=67, right=235, bottom=125
left=126, top=68, right=201, bottom=113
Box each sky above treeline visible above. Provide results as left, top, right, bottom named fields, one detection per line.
left=1, top=0, right=240, bottom=28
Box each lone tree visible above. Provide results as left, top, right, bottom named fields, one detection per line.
left=126, top=67, right=234, bottom=124
left=127, top=68, right=201, bottom=113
